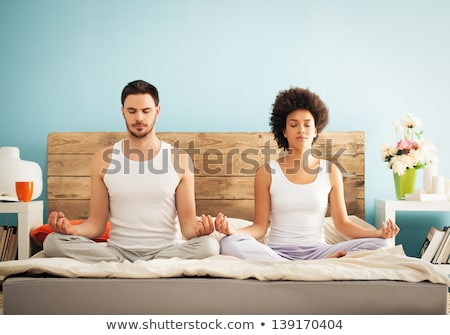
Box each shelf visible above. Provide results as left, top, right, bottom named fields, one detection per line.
left=0, top=200, right=43, bottom=259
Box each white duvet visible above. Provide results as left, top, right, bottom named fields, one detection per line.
left=0, top=246, right=449, bottom=285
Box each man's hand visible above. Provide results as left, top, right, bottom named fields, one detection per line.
left=193, top=214, right=215, bottom=237
left=47, top=211, right=76, bottom=235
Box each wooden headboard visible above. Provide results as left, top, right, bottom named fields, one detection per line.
left=47, top=131, right=365, bottom=220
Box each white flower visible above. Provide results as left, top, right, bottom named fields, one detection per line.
left=400, top=113, right=422, bottom=129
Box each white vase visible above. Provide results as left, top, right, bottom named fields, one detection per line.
left=0, top=146, right=43, bottom=201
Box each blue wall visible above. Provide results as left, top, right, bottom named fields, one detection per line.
left=1, top=0, right=449, bottom=255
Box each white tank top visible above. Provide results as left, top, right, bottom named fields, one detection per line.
left=103, top=140, right=180, bottom=250
left=267, top=159, right=331, bottom=247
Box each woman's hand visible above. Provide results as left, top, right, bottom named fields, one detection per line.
left=378, top=218, right=400, bottom=239
left=214, top=212, right=236, bottom=235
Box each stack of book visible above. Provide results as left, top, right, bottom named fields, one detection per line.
left=404, top=193, right=447, bottom=202
left=0, top=225, right=18, bottom=261
left=418, top=226, right=450, bottom=264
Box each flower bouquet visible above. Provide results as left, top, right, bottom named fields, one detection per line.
left=380, top=113, right=436, bottom=199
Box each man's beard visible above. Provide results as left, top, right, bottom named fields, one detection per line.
left=126, top=120, right=155, bottom=139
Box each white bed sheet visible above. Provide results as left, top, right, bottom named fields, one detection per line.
left=0, top=246, right=449, bottom=285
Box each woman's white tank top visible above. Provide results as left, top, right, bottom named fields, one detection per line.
left=267, top=159, right=331, bottom=247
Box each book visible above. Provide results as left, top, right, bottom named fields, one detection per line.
left=10, top=234, right=18, bottom=261
left=4, top=226, right=17, bottom=261
left=418, top=226, right=446, bottom=262
left=431, top=226, right=449, bottom=263
left=1, top=226, right=14, bottom=261
left=404, top=193, right=447, bottom=202
left=437, top=236, right=450, bottom=264
left=434, top=228, right=450, bottom=264
left=0, top=226, right=8, bottom=261
left=417, top=229, right=432, bottom=257
left=10, top=229, right=18, bottom=260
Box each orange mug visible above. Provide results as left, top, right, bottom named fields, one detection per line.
left=15, top=181, right=34, bottom=202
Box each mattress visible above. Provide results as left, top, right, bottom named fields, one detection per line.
left=3, top=276, right=448, bottom=315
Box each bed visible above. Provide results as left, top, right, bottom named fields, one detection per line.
left=0, top=131, right=449, bottom=315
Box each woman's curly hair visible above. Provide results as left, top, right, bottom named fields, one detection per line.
left=270, top=87, right=329, bottom=150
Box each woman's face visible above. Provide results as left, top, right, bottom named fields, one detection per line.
left=283, top=109, right=317, bottom=150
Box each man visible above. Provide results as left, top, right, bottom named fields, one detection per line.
left=44, top=80, right=219, bottom=262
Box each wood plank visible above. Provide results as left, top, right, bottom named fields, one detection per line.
left=47, top=153, right=266, bottom=177
left=47, top=152, right=363, bottom=177
left=195, top=177, right=254, bottom=199
left=47, top=175, right=362, bottom=200
left=48, top=131, right=363, bottom=154
left=48, top=132, right=126, bottom=154
left=196, top=200, right=254, bottom=221
left=47, top=199, right=90, bottom=220
left=203, top=176, right=363, bottom=202
left=48, top=154, right=93, bottom=176
left=48, top=175, right=362, bottom=201
left=160, top=132, right=275, bottom=151
left=47, top=177, right=90, bottom=199
left=342, top=176, right=365, bottom=199
left=47, top=176, right=256, bottom=200
left=47, top=132, right=274, bottom=154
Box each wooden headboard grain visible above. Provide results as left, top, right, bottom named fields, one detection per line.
left=47, top=131, right=365, bottom=220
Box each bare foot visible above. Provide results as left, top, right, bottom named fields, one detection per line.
left=326, top=250, right=346, bottom=258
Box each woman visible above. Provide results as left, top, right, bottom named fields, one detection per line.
left=215, top=87, right=399, bottom=261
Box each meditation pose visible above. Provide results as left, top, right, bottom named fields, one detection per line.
left=44, top=80, right=219, bottom=262
left=215, top=87, right=399, bottom=260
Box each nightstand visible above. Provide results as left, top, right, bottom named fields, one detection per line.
left=375, top=199, right=450, bottom=226
left=375, top=198, right=450, bottom=233
left=0, top=200, right=43, bottom=260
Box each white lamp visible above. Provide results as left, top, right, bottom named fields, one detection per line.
left=0, top=146, right=43, bottom=201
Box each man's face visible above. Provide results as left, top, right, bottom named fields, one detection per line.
left=122, top=93, right=160, bottom=138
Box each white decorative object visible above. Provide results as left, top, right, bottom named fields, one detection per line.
left=432, top=175, right=446, bottom=195
left=423, top=165, right=438, bottom=193
left=0, top=146, right=42, bottom=201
